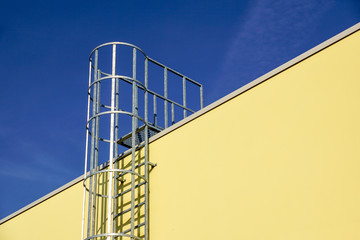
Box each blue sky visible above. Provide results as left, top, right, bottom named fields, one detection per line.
left=0, top=0, right=359, bottom=219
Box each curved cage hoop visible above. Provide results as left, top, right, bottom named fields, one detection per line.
left=85, top=232, right=143, bottom=240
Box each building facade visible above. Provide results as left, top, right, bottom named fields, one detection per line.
left=1, top=23, right=360, bottom=240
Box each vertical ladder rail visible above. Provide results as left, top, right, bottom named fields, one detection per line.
left=130, top=47, right=137, bottom=238
left=164, top=67, right=168, bottom=128
left=113, top=67, right=120, bottom=235
left=81, top=58, right=92, bottom=240
left=144, top=57, right=149, bottom=240
left=106, top=44, right=116, bottom=240
left=182, top=76, right=187, bottom=118
left=92, top=69, right=101, bottom=235
left=87, top=49, right=98, bottom=238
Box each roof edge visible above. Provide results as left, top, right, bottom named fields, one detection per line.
left=0, top=175, right=83, bottom=225
left=150, top=22, right=360, bottom=142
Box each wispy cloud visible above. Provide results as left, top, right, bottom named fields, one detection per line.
left=0, top=162, right=44, bottom=181
left=211, top=0, right=334, bottom=99
left=0, top=155, right=75, bottom=184
left=0, top=138, right=77, bottom=184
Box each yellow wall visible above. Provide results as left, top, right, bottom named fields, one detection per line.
left=1, top=26, right=360, bottom=240
left=149, top=29, right=360, bottom=239
left=0, top=181, right=84, bottom=240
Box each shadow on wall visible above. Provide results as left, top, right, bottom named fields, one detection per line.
left=87, top=149, right=155, bottom=240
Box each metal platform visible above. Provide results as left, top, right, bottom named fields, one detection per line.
left=117, top=125, right=162, bottom=148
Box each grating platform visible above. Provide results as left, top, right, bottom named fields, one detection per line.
left=117, top=125, right=162, bottom=148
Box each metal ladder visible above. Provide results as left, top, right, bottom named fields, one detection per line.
left=81, top=42, right=203, bottom=240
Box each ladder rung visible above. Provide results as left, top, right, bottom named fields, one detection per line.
left=115, top=181, right=146, bottom=198
left=122, top=222, right=145, bottom=234
left=116, top=162, right=145, bottom=179
left=116, top=162, right=157, bottom=179
left=113, top=201, right=145, bottom=219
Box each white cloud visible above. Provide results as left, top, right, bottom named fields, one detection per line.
left=0, top=139, right=77, bottom=184
left=212, top=0, right=335, bottom=98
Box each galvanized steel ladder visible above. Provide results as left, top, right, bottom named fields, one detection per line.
left=82, top=42, right=203, bottom=240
